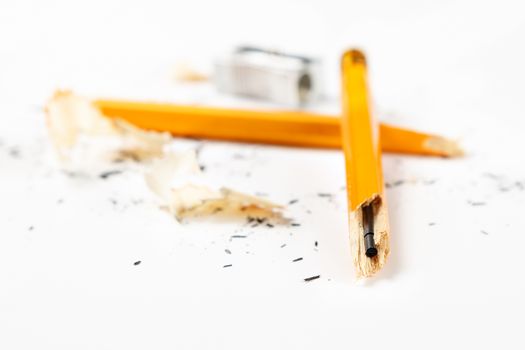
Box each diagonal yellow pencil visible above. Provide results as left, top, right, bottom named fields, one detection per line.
left=94, top=100, right=462, bottom=157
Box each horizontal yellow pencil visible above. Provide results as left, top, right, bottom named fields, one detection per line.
left=94, top=100, right=462, bottom=157
left=340, top=49, right=389, bottom=278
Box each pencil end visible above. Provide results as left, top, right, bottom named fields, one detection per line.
left=364, top=235, right=378, bottom=257
left=342, top=49, right=367, bottom=66
left=349, top=196, right=390, bottom=279
left=424, top=136, right=464, bottom=157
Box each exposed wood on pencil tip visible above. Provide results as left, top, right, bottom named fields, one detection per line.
left=424, top=136, right=464, bottom=157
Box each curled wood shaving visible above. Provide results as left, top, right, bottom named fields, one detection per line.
left=172, top=62, right=209, bottom=82
left=45, top=91, right=285, bottom=222
left=145, top=151, right=284, bottom=221
left=45, top=90, right=170, bottom=163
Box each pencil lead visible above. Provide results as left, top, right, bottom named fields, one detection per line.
left=362, top=204, right=377, bottom=258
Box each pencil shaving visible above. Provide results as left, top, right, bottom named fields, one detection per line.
left=45, top=92, right=282, bottom=222
left=145, top=151, right=284, bottom=221
left=111, top=119, right=171, bottom=161
left=172, top=62, right=209, bottom=82
left=45, top=90, right=170, bottom=163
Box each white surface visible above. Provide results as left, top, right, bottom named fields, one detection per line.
left=1, top=1, right=525, bottom=349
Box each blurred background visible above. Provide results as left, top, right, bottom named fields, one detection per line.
left=2, top=0, right=524, bottom=124
left=1, top=1, right=525, bottom=349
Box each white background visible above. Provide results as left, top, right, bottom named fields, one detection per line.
left=1, top=0, right=525, bottom=349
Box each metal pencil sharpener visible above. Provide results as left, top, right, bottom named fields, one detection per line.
left=214, top=46, right=323, bottom=106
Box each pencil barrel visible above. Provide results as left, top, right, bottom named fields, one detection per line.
left=95, top=100, right=460, bottom=157
left=340, top=49, right=390, bottom=278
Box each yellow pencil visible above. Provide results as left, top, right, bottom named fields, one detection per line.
left=94, top=100, right=461, bottom=157
left=340, top=49, right=389, bottom=278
